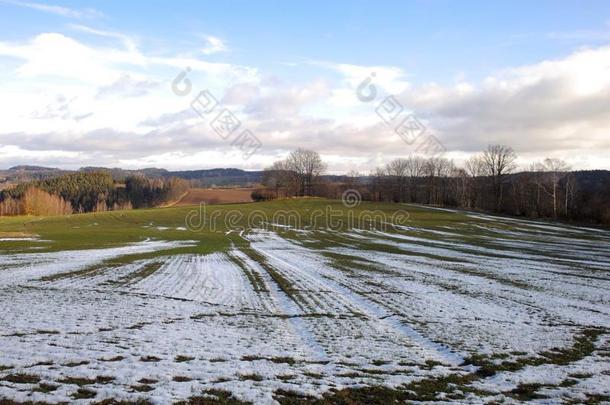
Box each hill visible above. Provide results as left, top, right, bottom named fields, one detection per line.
left=0, top=166, right=265, bottom=187
left=0, top=199, right=609, bottom=403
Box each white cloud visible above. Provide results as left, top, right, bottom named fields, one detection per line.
left=69, top=24, right=137, bottom=52
left=96, top=74, right=159, bottom=98
left=394, top=46, right=610, bottom=169
left=0, top=0, right=102, bottom=19
left=202, top=35, right=228, bottom=55
left=0, top=33, right=127, bottom=84
left=312, top=60, right=410, bottom=95
left=0, top=28, right=609, bottom=171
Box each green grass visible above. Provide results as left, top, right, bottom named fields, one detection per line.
left=463, top=328, right=605, bottom=377
left=0, top=199, right=488, bottom=255
left=71, top=388, right=97, bottom=399
left=1, top=198, right=605, bottom=268
left=176, top=390, right=251, bottom=405
left=0, top=374, right=40, bottom=384
left=1, top=198, right=608, bottom=404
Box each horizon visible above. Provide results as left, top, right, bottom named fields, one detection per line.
left=3, top=163, right=610, bottom=176
left=1, top=1, right=610, bottom=172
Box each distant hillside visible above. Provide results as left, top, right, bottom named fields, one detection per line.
left=9, top=165, right=60, bottom=171
left=3, top=165, right=609, bottom=195
left=0, top=166, right=264, bottom=187
left=0, top=166, right=71, bottom=184
left=171, top=169, right=263, bottom=186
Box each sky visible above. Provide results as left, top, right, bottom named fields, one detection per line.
left=1, top=0, right=610, bottom=173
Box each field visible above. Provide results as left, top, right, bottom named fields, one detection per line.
left=0, top=199, right=609, bottom=404
left=169, top=188, right=255, bottom=206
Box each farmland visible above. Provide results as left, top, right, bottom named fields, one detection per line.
left=0, top=199, right=609, bottom=404
left=169, top=188, right=255, bottom=206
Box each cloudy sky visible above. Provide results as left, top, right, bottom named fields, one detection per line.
left=1, top=0, right=609, bottom=172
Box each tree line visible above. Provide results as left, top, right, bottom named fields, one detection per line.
left=261, top=146, right=610, bottom=225
left=0, top=172, right=189, bottom=216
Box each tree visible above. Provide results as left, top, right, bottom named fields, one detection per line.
left=263, top=160, right=292, bottom=198
left=286, top=148, right=326, bottom=196
left=405, top=156, right=426, bottom=202
left=465, top=155, right=485, bottom=208
left=386, top=158, right=409, bottom=202
left=481, top=144, right=517, bottom=211
left=369, top=167, right=387, bottom=202
left=536, top=158, right=571, bottom=218
left=22, top=187, right=72, bottom=216
left=423, top=157, right=453, bottom=205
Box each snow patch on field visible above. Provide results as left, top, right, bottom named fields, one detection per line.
left=0, top=215, right=609, bottom=403
left=0, top=239, right=196, bottom=287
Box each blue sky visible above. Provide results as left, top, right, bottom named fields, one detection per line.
left=4, top=1, right=609, bottom=80
left=1, top=0, right=609, bottom=171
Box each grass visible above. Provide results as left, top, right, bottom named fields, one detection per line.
left=463, top=328, right=605, bottom=377
left=63, top=360, right=89, bottom=367
left=0, top=199, right=489, bottom=257
left=58, top=376, right=114, bottom=386
left=240, top=355, right=296, bottom=365
left=226, top=250, right=268, bottom=292
left=176, top=390, right=251, bottom=405
left=238, top=373, right=264, bottom=382
left=3, top=198, right=599, bottom=267
left=139, top=355, right=161, bottom=362
left=33, top=383, right=58, bottom=393
left=272, top=327, right=607, bottom=404
left=71, top=388, right=97, bottom=399
left=99, top=355, right=124, bottom=362
left=231, top=235, right=304, bottom=306
left=1, top=199, right=609, bottom=404
left=175, top=355, right=195, bottom=363
left=274, top=386, right=421, bottom=404
left=115, top=261, right=164, bottom=284
left=131, top=384, right=155, bottom=393
left=0, top=374, right=40, bottom=384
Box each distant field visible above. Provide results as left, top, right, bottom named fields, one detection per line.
left=170, top=187, right=255, bottom=206
left=0, top=199, right=609, bottom=404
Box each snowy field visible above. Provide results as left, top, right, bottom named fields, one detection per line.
left=1, top=208, right=610, bottom=404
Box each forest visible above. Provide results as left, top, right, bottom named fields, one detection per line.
left=0, top=172, right=189, bottom=216
left=1, top=145, right=608, bottom=226
left=261, top=146, right=610, bottom=225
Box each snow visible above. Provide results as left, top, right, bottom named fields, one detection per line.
left=1, top=214, right=609, bottom=403
left=0, top=239, right=196, bottom=287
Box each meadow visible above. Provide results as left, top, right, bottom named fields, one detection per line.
left=0, top=199, right=609, bottom=404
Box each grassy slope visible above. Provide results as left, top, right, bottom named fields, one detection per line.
left=1, top=199, right=609, bottom=404
left=0, top=199, right=483, bottom=254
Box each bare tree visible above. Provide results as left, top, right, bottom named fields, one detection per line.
left=345, top=170, right=360, bottom=189
left=465, top=155, right=485, bottom=178
left=564, top=172, right=576, bottom=217
left=286, top=148, right=327, bottom=196
left=369, top=167, right=387, bottom=201
left=465, top=155, right=485, bottom=208
left=263, top=160, right=293, bottom=198
left=536, top=158, right=571, bottom=218
left=405, top=156, right=426, bottom=202
left=481, top=145, right=517, bottom=211
left=423, top=157, right=453, bottom=205
left=530, top=162, right=546, bottom=216
left=386, top=158, right=409, bottom=202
